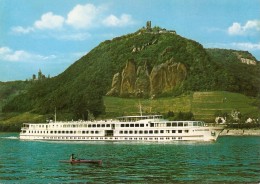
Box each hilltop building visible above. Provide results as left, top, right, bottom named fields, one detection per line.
left=141, top=21, right=176, bottom=34
left=38, top=69, right=46, bottom=80
left=146, top=21, right=152, bottom=31
left=31, top=69, right=47, bottom=81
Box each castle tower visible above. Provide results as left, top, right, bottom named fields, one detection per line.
left=38, top=69, right=42, bottom=80
left=146, top=21, right=151, bottom=30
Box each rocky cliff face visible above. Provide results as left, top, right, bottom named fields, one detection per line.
left=120, top=59, right=136, bottom=96
left=240, top=58, right=257, bottom=65
left=106, top=58, right=187, bottom=98
left=150, top=59, right=187, bottom=96
left=234, top=51, right=257, bottom=65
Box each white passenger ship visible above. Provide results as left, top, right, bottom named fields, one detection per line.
left=20, top=115, right=224, bottom=142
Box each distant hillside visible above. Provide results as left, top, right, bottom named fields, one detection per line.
left=1, top=23, right=260, bottom=122
left=206, top=48, right=260, bottom=96
left=0, top=81, right=30, bottom=111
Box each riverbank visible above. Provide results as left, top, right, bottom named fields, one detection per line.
left=220, top=129, right=260, bottom=136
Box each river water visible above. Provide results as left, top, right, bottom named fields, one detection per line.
left=0, top=133, right=259, bottom=183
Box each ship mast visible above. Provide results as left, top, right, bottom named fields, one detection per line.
left=54, top=107, right=57, bottom=123
left=139, top=101, right=143, bottom=116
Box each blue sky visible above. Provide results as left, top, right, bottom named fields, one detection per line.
left=1, top=0, right=260, bottom=81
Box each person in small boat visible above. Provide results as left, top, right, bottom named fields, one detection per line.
left=70, top=154, right=77, bottom=161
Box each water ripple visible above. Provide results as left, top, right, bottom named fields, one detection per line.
left=0, top=134, right=260, bottom=183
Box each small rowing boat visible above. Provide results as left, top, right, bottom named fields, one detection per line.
left=59, top=159, right=102, bottom=165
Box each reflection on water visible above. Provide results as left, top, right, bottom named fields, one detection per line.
left=0, top=133, right=260, bottom=183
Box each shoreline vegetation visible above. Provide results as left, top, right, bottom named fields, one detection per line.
left=1, top=91, right=259, bottom=132
left=220, top=129, right=260, bottom=136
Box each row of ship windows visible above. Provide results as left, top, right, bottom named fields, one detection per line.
left=32, top=124, right=146, bottom=128
left=26, top=130, right=100, bottom=134
left=42, top=137, right=183, bottom=140
left=119, top=130, right=189, bottom=134
left=123, top=122, right=203, bottom=127
left=24, top=129, right=189, bottom=134
left=29, top=122, right=203, bottom=129
left=31, top=124, right=112, bottom=128
left=166, top=122, right=204, bottom=127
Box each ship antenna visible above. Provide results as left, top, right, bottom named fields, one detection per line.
left=139, top=100, right=143, bottom=116
left=54, top=107, right=57, bottom=123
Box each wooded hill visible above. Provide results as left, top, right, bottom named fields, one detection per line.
left=1, top=25, right=259, bottom=126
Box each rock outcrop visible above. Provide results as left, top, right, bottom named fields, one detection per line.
left=135, top=64, right=150, bottom=97
left=234, top=52, right=257, bottom=65
left=106, top=72, right=121, bottom=96
left=240, top=58, right=256, bottom=65
left=120, top=60, right=136, bottom=97
left=150, top=59, right=187, bottom=96
left=106, top=58, right=187, bottom=98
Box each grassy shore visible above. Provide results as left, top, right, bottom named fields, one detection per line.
left=104, top=91, right=259, bottom=122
